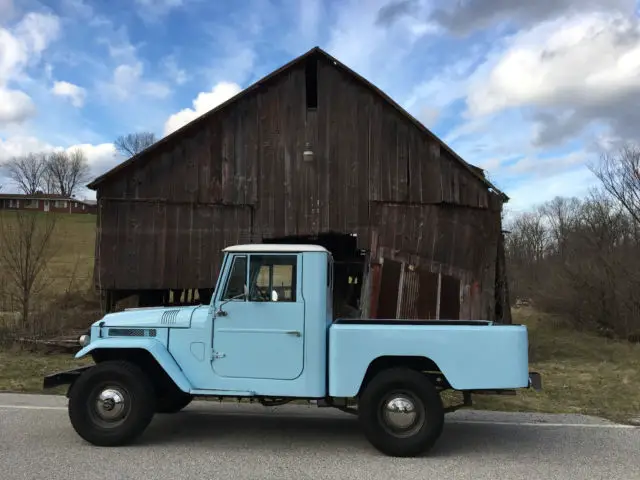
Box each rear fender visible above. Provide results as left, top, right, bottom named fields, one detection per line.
left=76, top=338, right=192, bottom=393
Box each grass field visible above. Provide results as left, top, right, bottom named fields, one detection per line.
left=0, top=211, right=96, bottom=305
left=1, top=307, right=638, bottom=422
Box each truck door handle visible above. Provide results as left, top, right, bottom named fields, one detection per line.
left=285, top=330, right=301, bottom=337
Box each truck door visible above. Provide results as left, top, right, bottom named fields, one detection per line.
left=211, top=252, right=305, bottom=380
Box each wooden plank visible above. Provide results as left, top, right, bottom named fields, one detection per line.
left=91, top=56, right=505, bottom=321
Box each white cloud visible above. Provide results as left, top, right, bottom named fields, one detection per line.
left=66, top=142, right=118, bottom=179
left=133, top=0, right=185, bottom=22
left=404, top=54, right=481, bottom=116
left=13, top=12, right=60, bottom=56
left=0, top=135, right=115, bottom=169
left=467, top=12, right=640, bottom=118
left=164, top=81, right=242, bottom=136
left=0, top=27, right=27, bottom=81
left=325, top=0, right=436, bottom=84
left=507, top=151, right=587, bottom=176
left=504, top=164, right=599, bottom=215
left=0, top=135, right=117, bottom=198
left=134, top=0, right=184, bottom=10
left=107, top=62, right=171, bottom=100
left=0, top=11, right=60, bottom=127
left=52, top=80, right=86, bottom=107
left=0, top=12, right=60, bottom=80
left=0, top=87, right=36, bottom=125
left=0, top=135, right=52, bottom=162
left=430, top=0, right=634, bottom=35
left=161, top=55, right=188, bottom=85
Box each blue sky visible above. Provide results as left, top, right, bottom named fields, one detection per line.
left=1, top=0, right=639, bottom=214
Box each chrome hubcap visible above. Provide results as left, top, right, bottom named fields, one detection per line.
left=95, top=388, right=126, bottom=422
left=384, top=396, right=418, bottom=430
left=383, top=396, right=418, bottom=430
left=379, top=392, right=425, bottom=437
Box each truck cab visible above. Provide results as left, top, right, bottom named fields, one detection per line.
left=44, top=244, right=541, bottom=457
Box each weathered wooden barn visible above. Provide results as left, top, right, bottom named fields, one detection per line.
left=87, top=46, right=511, bottom=323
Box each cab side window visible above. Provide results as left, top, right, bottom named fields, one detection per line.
left=249, top=255, right=297, bottom=302
left=222, top=255, right=247, bottom=300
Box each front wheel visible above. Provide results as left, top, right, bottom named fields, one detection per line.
left=358, top=367, right=444, bottom=457
left=68, top=361, right=156, bottom=446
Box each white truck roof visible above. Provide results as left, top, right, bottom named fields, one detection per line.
left=222, top=244, right=330, bottom=253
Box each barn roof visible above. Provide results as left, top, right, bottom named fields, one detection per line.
left=87, top=46, right=506, bottom=200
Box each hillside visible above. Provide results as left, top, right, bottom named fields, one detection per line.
left=0, top=211, right=96, bottom=302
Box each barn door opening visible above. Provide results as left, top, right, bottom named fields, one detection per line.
left=371, top=258, right=462, bottom=320
left=262, top=232, right=366, bottom=318
left=375, top=259, right=402, bottom=319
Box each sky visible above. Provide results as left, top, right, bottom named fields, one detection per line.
left=1, top=0, right=639, bottom=214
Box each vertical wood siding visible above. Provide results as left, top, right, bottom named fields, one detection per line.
left=93, top=53, right=505, bottom=320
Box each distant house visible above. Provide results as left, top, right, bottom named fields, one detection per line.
left=0, top=193, right=97, bottom=214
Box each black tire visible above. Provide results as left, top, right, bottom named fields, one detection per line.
left=358, top=367, right=444, bottom=457
left=68, top=360, right=156, bottom=446
left=156, top=391, right=193, bottom=414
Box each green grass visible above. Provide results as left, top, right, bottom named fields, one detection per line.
left=0, top=211, right=96, bottom=297
left=0, top=347, right=92, bottom=395
left=1, top=304, right=638, bottom=423
left=468, top=307, right=640, bottom=423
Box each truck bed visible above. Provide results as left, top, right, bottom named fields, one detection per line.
left=333, top=318, right=493, bottom=326
left=328, top=319, right=529, bottom=397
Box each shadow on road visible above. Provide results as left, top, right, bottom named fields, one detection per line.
left=135, top=409, right=548, bottom=457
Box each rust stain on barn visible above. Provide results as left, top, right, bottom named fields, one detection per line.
left=88, top=47, right=511, bottom=323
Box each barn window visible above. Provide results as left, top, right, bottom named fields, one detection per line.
left=305, top=57, right=318, bottom=109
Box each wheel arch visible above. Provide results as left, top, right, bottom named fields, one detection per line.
left=85, top=344, right=191, bottom=394
left=357, top=355, right=449, bottom=397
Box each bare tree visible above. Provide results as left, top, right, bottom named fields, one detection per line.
left=45, top=149, right=91, bottom=197
left=506, top=190, right=640, bottom=341
left=114, top=132, right=156, bottom=158
left=540, top=196, right=581, bottom=259
left=1, top=153, right=48, bottom=194
left=0, top=211, right=58, bottom=331
left=590, top=144, right=640, bottom=225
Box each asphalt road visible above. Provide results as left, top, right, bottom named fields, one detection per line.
left=0, top=393, right=638, bottom=480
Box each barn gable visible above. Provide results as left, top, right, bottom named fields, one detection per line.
left=88, top=46, right=511, bottom=323
left=89, top=47, right=503, bottom=201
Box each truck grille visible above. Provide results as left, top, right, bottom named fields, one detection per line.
left=108, top=328, right=157, bottom=338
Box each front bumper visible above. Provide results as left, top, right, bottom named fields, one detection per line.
left=528, top=372, right=543, bottom=391
left=43, top=365, right=93, bottom=391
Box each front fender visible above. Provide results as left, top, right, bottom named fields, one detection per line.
left=76, top=338, right=192, bottom=393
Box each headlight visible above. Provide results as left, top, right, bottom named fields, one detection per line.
left=78, top=334, right=90, bottom=347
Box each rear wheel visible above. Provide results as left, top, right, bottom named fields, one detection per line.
left=68, top=361, right=156, bottom=446
left=358, top=367, right=444, bottom=457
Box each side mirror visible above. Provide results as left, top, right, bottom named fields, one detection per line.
left=216, top=287, right=248, bottom=316
left=271, top=290, right=279, bottom=302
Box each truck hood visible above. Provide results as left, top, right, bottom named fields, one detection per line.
left=95, top=305, right=206, bottom=329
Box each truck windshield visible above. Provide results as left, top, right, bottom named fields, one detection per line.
left=221, top=255, right=247, bottom=300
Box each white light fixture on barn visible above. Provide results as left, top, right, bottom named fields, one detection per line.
left=303, top=142, right=314, bottom=162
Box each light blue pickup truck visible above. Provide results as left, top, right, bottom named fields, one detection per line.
left=44, top=243, right=541, bottom=457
